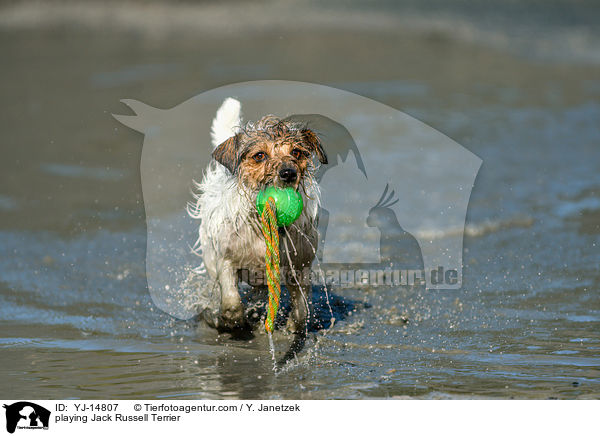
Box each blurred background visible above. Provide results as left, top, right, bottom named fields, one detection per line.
left=0, top=0, right=599, bottom=399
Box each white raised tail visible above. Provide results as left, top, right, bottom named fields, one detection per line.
left=210, top=97, right=242, bottom=148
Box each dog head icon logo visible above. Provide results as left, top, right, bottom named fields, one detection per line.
left=3, top=402, right=50, bottom=434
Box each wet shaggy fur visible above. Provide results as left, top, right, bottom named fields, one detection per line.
left=188, top=98, right=327, bottom=333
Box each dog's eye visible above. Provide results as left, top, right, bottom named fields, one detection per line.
left=291, top=148, right=304, bottom=159
left=252, top=152, right=267, bottom=162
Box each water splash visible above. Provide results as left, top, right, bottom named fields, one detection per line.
left=268, top=332, right=277, bottom=372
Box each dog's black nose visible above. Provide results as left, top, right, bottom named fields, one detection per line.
left=279, top=167, right=297, bottom=182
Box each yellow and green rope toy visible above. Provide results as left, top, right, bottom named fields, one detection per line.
left=256, top=187, right=304, bottom=333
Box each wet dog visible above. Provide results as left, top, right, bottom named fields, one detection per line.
left=188, top=98, right=327, bottom=334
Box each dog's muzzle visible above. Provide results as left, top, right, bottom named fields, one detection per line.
left=278, top=167, right=297, bottom=184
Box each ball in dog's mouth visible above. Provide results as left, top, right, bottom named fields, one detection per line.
left=256, top=187, right=304, bottom=226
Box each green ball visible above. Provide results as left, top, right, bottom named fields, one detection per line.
left=256, top=187, right=304, bottom=226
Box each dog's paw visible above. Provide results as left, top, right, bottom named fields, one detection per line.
left=218, top=306, right=248, bottom=331
left=201, top=308, right=220, bottom=329
left=286, top=315, right=305, bottom=334
left=202, top=306, right=248, bottom=331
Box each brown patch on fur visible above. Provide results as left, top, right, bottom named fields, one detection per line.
left=212, top=134, right=239, bottom=174
left=239, top=139, right=310, bottom=190
left=301, top=128, right=328, bottom=165
left=215, top=115, right=327, bottom=191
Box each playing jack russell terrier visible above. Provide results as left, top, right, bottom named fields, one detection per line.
left=188, top=98, right=328, bottom=334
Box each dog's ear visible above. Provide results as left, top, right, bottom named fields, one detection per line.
left=212, top=134, right=240, bottom=173
left=302, top=129, right=328, bottom=165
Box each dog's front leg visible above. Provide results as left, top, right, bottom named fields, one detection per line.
left=283, top=230, right=316, bottom=335
left=218, top=260, right=246, bottom=330
left=287, top=280, right=312, bottom=334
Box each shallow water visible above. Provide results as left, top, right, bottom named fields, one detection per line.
left=1, top=0, right=599, bottom=399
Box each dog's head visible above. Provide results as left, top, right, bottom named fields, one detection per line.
left=212, top=115, right=327, bottom=191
